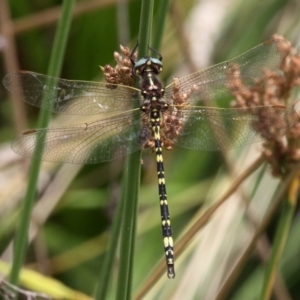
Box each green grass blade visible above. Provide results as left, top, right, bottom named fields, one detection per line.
left=260, top=176, right=298, bottom=300
left=9, top=0, right=75, bottom=286
left=94, top=179, right=125, bottom=300
left=136, top=0, right=154, bottom=56
left=116, top=1, right=154, bottom=299
left=152, top=0, right=170, bottom=50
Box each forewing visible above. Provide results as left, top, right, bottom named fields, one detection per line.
left=165, top=39, right=289, bottom=105
left=3, top=71, right=141, bottom=115
left=167, top=105, right=297, bottom=151
left=12, top=110, right=142, bottom=163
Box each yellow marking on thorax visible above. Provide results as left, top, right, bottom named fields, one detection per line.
left=149, top=77, right=154, bottom=87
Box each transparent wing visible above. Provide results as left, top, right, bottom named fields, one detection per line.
left=3, top=71, right=141, bottom=115
left=165, top=105, right=298, bottom=151
left=12, top=110, right=142, bottom=163
left=164, top=39, right=289, bottom=105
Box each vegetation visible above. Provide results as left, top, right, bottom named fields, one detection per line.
left=0, top=0, right=300, bottom=299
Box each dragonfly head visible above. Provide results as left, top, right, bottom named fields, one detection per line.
left=133, top=57, right=163, bottom=77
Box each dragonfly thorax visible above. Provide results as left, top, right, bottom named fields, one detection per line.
left=137, top=61, right=167, bottom=114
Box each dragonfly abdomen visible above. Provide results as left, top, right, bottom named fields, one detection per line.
left=150, top=109, right=175, bottom=278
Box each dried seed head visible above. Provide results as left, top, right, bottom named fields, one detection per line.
left=229, top=37, right=300, bottom=177
left=101, top=45, right=136, bottom=88
left=171, top=77, right=198, bottom=107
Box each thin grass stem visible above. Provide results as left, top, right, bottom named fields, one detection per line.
left=152, top=0, right=170, bottom=50
left=260, top=174, right=299, bottom=300
left=116, top=1, right=154, bottom=299
left=215, top=161, right=300, bottom=300
left=9, top=0, right=75, bottom=287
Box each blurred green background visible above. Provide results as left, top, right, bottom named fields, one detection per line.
left=0, top=0, right=300, bottom=299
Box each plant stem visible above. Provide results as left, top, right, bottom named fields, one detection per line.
left=9, top=0, right=74, bottom=286
left=116, top=1, right=154, bottom=299
left=94, top=178, right=124, bottom=299
left=152, top=0, right=170, bottom=50
left=260, top=174, right=299, bottom=300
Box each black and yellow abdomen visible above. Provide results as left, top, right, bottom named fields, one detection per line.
left=150, top=109, right=175, bottom=278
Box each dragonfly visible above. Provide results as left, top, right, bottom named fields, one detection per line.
left=3, top=38, right=297, bottom=279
